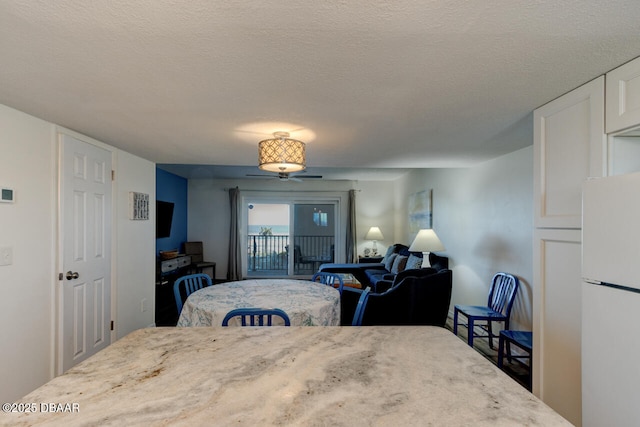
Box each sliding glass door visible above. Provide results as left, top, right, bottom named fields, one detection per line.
left=244, top=198, right=338, bottom=278
left=247, top=203, right=290, bottom=276
left=292, top=204, right=335, bottom=275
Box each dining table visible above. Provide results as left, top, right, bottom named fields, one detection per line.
left=3, top=326, right=571, bottom=426
left=176, top=278, right=341, bottom=327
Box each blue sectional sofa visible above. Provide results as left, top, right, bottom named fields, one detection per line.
left=319, top=243, right=449, bottom=292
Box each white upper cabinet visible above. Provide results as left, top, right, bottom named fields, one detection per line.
left=606, top=56, right=640, bottom=134
left=534, top=77, right=605, bottom=228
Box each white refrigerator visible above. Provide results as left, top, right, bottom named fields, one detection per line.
left=582, top=171, right=640, bottom=427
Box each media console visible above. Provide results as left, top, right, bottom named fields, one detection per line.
left=155, top=255, right=191, bottom=326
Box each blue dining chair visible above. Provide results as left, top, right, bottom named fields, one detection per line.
left=173, top=273, right=212, bottom=314
left=498, top=330, right=533, bottom=391
left=221, top=308, right=291, bottom=326
left=351, top=287, right=371, bottom=326
left=453, top=272, right=520, bottom=348
left=311, top=272, right=345, bottom=294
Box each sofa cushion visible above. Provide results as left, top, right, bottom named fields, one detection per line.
left=391, top=255, right=408, bottom=274
left=380, top=246, right=396, bottom=265
left=397, top=246, right=412, bottom=257
left=406, top=254, right=423, bottom=270
left=383, top=253, right=397, bottom=271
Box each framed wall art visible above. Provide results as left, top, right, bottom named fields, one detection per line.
left=408, top=189, right=432, bottom=233
left=129, top=191, right=150, bottom=220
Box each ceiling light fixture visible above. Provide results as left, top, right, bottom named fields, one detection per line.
left=258, top=131, right=306, bottom=173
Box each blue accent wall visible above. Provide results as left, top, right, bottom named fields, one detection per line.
left=156, top=168, right=188, bottom=255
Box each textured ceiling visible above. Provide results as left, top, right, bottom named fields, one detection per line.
left=1, top=1, right=640, bottom=179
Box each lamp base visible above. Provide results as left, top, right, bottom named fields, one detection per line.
left=421, top=252, right=431, bottom=268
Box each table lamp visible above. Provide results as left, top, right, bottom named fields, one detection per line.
left=408, top=229, right=445, bottom=267
left=365, top=226, right=384, bottom=256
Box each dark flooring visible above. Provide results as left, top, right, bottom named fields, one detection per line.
left=444, top=316, right=531, bottom=392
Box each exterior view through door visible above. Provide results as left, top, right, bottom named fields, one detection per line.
left=246, top=202, right=336, bottom=277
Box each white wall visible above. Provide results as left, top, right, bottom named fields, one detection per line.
left=354, top=180, right=396, bottom=257
left=0, top=105, right=156, bottom=402
left=0, top=104, right=56, bottom=403
left=114, top=151, right=156, bottom=337
left=395, top=146, right=534, bottom=330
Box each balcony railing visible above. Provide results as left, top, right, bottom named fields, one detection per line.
left=246, top=234, right=335, bottom=276
left=247, top=234, right=289, bottom=273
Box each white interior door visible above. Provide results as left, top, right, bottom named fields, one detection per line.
left=58, top=134, right=112, bottom=374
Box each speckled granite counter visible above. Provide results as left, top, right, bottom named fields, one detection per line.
left=3, top=327, right=570, bottom=426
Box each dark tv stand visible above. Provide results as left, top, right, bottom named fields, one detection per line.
left=155, top=255, right=191, bottom=326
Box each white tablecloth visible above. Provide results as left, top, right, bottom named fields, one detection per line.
left=176, top=279, right=340, bottom=326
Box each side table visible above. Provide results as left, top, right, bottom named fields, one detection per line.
left=358, top=256, right=383, bottom=264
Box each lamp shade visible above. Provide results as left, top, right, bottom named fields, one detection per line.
left=365, top=226, right=384, bottom=241
left=408, top=229, right=445, bottom=253
left=258, top=132, right=306, bottom=173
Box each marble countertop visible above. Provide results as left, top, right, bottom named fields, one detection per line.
left=3, top=327, right=570, bottom=426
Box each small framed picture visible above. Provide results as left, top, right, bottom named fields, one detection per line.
left=129, top=192, right=149, bottom=220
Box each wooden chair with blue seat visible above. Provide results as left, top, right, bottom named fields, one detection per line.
left=311, top=272, right=345, bottom=294
left=221, top=308, right=291, bottom=326
left=453, top=272, right=519, bottom=348
left=173, top=273, right=212, bottom=314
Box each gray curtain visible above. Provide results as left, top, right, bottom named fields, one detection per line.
left=227, top=187, right=242, bottom=281
left=345, top=189, right=357, bottom=263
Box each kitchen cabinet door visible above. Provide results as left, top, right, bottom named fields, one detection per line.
left=533, top=228, right=582, bottom=426
left=534, top=76, right=605, bottom=228
left=606, top=56, right=640, bottom=134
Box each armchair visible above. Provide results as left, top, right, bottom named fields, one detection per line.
left=358, top=270, right=452, bottom=327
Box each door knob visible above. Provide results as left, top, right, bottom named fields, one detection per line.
left=66, top=271, right=79, bottom=280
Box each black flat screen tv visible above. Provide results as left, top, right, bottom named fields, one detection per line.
left=156, top=200, right=174, bottom=238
